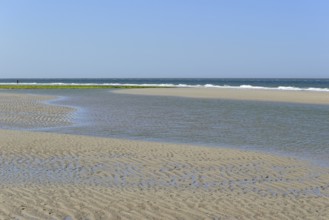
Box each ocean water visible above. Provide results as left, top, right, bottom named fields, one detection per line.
left=1, top=78, right=329, bottom=166
left=1, top=78, right=329, bottom=91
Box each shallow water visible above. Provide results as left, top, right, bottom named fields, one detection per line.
left=2, top=89, right=329, bottom=166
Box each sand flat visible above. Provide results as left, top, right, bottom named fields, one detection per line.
left=0, top=130, right=329, bottom=219
left=0, top=93, right=74, bottom=129
left=0, top=92, right=329, bottom=219
left=114, top=88, right=329, bottom=105
left=1, top=129, right=329, bottom=219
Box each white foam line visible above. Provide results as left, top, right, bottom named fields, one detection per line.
left=1, top=83, right=329, bottom=92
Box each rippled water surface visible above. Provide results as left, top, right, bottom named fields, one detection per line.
left=3, top=89, right=329, bottom=166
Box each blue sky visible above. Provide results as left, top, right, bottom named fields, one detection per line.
left=0, top=0, right=328, bottom=78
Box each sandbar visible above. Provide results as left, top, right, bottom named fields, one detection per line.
left=114, top=88, right=329, bottom=105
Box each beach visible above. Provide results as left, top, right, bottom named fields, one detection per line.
left=0, top=91, right=329, bottom=219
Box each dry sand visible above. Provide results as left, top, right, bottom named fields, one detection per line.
left=114, top=88, right=329, bottom=105
left=0, top=93, right=329, bottom=219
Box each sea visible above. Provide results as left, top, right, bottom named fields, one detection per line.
left=1, top=78, right=329, bottom=166
left=1, top=78, right=329, bottom=91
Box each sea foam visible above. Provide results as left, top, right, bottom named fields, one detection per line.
left=1, top=82, right=329, bottom=92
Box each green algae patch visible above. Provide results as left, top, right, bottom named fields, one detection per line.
left=0, top=85, right=165, bottom=89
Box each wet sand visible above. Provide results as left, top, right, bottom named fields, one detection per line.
left=0, top=93, right=74, bottom=129
left=1, top=129, right=329, bottom=219
left=114, top=88, right=329, bottom=105
left=0, top=93, right=329, bottom=219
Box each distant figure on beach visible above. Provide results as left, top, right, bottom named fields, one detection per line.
left=17, top=80, right=19, bottom=84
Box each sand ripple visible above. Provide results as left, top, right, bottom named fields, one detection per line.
left=0, top=130, right=329, bottom=219
left=0, top=93, right=74, bottom=129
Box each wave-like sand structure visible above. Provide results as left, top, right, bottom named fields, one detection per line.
left=0, top=93, right=74, bottom=129
left=0, top=130, right=329, bottom=219
left=0, top=93, right=329, bottom=219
